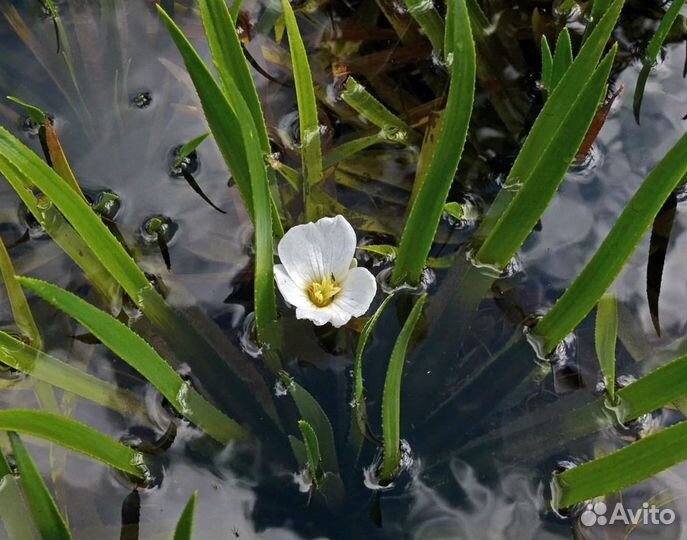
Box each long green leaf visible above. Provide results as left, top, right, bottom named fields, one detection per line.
left=594, top=293, right=617, bottom=403
left=551, top=28, right=573, bottom=92
left=474, top=0, right=624, bottom=243
left=0, top=127, right=276, bottom=429
left=0, top=128, right=149, bottom=301
left=18, top=277, right=250, bottom=444
left=0, top=238, right=41, bottom=348
left=633, top=0, right=686, bottom=123
left=352, top=293, right=396, bottom=446
left=280, top=0, right=322, bottom=219
left=157, top=8, right=278, bottom=342
left=390, top=0, right=476, bottom=285
left=0, top=411, right=143, bottom=478
left=0, top=152, right=119, bottom=306
left=196, top=0, right=283, bottom=220
left=8, top=433, right=71, bottom=540
left=404, top=0, right=445, bottom=52
left=533, top=132, right=687, bottom=354
left=279, top=371, right=339, bottom=474
left=553, top=420, right=687, bottom=508
left=173, top=492, right=197, bottom=540
left=340, top=78, right=419, bottom=145
left=616, top=354, right=687, bottom=423
left=0, top=475, right=41, bottom=540
left=380, top=293, right=427, bottom=484
left=540, top=36, right=553, bottom=97
left=156, top=7, right=253, bottom=219
left=298, top=420, right=322, bottom=484
left=475, top=46, right=616, bottom=269
left=0, top=331, right=144, bottom=417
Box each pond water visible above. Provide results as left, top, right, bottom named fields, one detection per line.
left=0, top=0, right=686, bottom=539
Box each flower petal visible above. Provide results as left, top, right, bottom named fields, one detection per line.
left=295, top=305, right=336, bottom=326
left=277, top=215, right=357, bottom=286
left=274, top=264, right=310, bottom=309
left=332, top=266, right=377, bottom=318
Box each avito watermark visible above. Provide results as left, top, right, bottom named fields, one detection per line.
left=581, top=502, right=676, bottom=527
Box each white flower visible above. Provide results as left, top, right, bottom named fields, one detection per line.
left=274, top=215, right=377, bottom=327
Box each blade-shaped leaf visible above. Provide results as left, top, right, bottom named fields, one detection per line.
left=0, top=331, right=144, bottom=417
left=647, top=190, right=677, bottom=336
left=633, top=0, right=686, bottom=123
left=157, top=7, right=278, bottom=341
left=380, top=293, right=427, bottom=484
left=391, top=0, right=476, bottom=285
left=279, top=371, right=339, bottom=474
left=173, top=492, right=198, bottom=540
left=553, top=420, right=687, bottom=508
left=475, top=46, right=616, bottom=269
left=474, top=0, right=625, bottom=243
left=280, top=0, right=322, bottom=219
left=594, top=293, right=618, bottom=404
left=8, top=432, right=71, bottom=540
left=0, top=410, right=143, bottom=478
left=533, top=132, right=687, bottom=354
left=18, top=277, right=250, bottom=444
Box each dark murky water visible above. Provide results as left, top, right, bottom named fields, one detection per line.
left=0, top=1, right=686, bottom=539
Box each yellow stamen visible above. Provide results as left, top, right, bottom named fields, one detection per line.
left=307, top=275, right=342, bottom=307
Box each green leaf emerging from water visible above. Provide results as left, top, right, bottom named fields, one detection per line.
left=633, top=0, right=686, bottom=123
left=18, top=277, right=250, bottom=444
left=391, top=0, right=476, bottom=285
left=553, top=420, right=687, bottom=508
left=0, top=410, right=143, bottom=478
left=380, top=293, right=427, bottom=485
left=173, top=491, right=198, bottom=540
left=594, top=293, right=618, bottom=404
left=279, top=371, right=339, bottom=474
left=533, top=132, right=687, bottom=355
left=280, top=0, right=322, bottom=219
left=8, top=432, right=72, bottom=540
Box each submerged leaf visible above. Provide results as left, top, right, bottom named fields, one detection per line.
left=647, top=190, right=677, bottom=336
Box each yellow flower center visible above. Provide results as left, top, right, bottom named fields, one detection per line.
left=307, top=275, right=342, bottom=307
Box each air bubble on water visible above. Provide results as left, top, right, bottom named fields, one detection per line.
left=274, top=380, right=288, bottom=397
left=239, top=312, right=262, bottom=358
left=377, top=266, right=435, bottom=295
